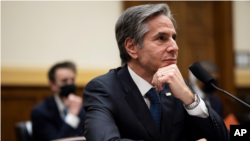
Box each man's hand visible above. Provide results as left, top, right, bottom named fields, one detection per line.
left=63, top=94, right=83, bottom=116
left=151, top=64, right=194, bottom=105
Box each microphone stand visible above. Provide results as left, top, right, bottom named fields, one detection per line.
left=211, top=83, right=250, bottom=109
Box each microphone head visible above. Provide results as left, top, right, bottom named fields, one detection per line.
left=189, top=62, right=214, bottom=84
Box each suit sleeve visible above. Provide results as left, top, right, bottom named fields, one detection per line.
left=83, top=79, right=143, bottom=141
left=183, top=106, right=229, bottom=141
left=31, top=108, right=79, bottom=141
left=184, top=80, right=230, bottom=141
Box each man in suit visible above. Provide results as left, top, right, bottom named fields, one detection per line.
left=31, top=61, right=86, bottom=141
left=83, top=4, right=229, bottom=141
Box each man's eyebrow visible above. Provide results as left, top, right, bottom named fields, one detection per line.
left=157, top=32, right=169, bottom=36
left=156, top=32, right=177, bottom=36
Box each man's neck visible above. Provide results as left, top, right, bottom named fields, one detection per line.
left=54, top=93, right=66, bottom=104
left=54, top=94, right=66, bottom=108
left=127, top=61, right=155, bottom=84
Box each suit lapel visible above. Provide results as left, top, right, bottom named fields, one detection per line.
left=117, top=65, right=162, bottom=141
left=160, top=83, right=175, bottom=141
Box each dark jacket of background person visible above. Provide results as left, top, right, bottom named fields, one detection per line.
left=31, top=96, right=86, bottom=141
left=189, top=61, right=224, bottom=118
left=83, top=65, right=230, bottom=141
left=208, top=95, right=223, bottom=117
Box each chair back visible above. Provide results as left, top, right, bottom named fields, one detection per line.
left=15, top=121, right=33, bottom=141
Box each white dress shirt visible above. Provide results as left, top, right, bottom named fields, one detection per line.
left=54, top=94, right=80, bottom=128
left=128, top=66, right=209, bottom=118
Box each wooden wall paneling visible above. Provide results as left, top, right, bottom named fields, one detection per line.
left=183, top=1, right=216, bottom=79
left=236, top=87, right=250, bottom=124
left=2, top=98, right=36, bottom=141
left=1, top=86, right=84, bottom=141
left=213, top=1, right=236, bottom=117
left=1, top=86, right=50, bottom=141
left=123, top=1, right=163, bottom=9
left=213, top=1, right=235, bottom=94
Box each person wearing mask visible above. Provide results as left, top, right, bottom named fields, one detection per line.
left=31, top=61, right=86, bottom=141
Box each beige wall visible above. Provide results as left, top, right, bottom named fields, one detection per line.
left=2, top=1, right=250, bottom=87
left=233, top=1, right=250, bottom=87
left=1, top=1, right=122, bottom=86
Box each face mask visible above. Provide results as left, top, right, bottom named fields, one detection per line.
left=59, top=84, right=76, bottom=97
left=202, top=80, right=217, bottom=94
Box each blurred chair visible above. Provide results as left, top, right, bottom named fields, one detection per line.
left=224, top=113, right=240, bottom=131
left=15, top=121, right=33, bottom=141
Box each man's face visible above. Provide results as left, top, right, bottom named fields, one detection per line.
left=51, top=68, right=75, bottom=94
left=136, top=14, right=178, bottom=73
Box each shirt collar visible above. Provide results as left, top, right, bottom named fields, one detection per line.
left=127, top=65, right=154, bottom=97
left=54, top=94, right=67, bottom=117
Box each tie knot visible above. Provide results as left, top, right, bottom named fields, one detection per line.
left=146, top=88, right=160, bottom=104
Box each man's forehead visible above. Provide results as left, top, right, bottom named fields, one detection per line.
left=146, top=14, right=175, bottom=29
left=55, top=68, right=75, bottom=76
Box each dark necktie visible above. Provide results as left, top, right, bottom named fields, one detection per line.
left=63, top=108, right=68, bottom=121
left=146, top=88, right=161, bottom=129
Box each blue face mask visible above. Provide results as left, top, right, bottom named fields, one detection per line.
left=59, top=84, right=76, bottom=97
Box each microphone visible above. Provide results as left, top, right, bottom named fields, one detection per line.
left=189, top=62, right=250, bottom=109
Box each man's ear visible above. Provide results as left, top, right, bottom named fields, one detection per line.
left=49, top=81, right=57, bottom=92
left=124, top=38, right=138, bottom=59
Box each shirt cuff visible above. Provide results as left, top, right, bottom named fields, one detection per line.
left=185, top=97, right=209, bottom=118
left=65, top=113, right=80, bottom=129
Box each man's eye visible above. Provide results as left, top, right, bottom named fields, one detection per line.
left=172, top=34, right=177, bottom=40
left=62, top=79, right=67, bottom=84
left=158, top=36, right=165, bottom=40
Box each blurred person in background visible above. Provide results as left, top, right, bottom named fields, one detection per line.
left=31, top=61, right=86, bottom=141
left=189, top=61, right=223, bottom=117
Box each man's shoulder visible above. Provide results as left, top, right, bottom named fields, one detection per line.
left=31, top=96, right=55, bottom=117
left=97, top=67, right=121, bottom=79
left=86, top=67, right=122, bottom=86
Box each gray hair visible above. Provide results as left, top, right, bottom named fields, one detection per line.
left=115, top=3, right=177, bottom=66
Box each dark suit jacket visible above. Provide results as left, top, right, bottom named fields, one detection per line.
left=209, top=95, right=224, bottom=118
left=83, top=65, right=230, bottom=141
left=31, top=96, right=86, bottom=141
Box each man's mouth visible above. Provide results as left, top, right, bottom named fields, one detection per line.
left=164, top=59, right=176, bottom=62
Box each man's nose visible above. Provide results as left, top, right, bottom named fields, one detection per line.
left=67, top=79, right=73, bottom=85
left=166, top=40, right=179, bottom=53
